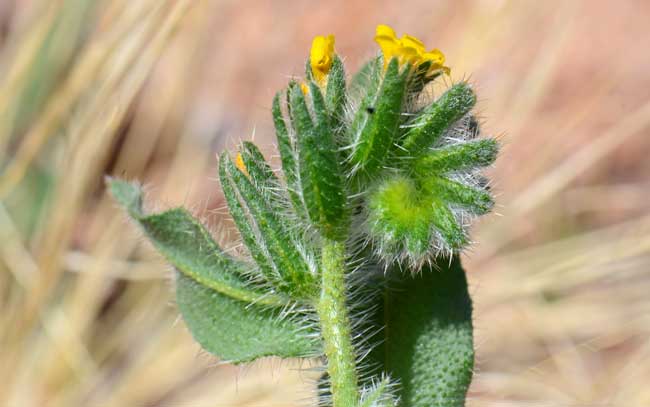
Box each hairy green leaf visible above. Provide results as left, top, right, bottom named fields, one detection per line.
left=239, top=141, right=288, bottom=214
left=349, top=57, right=409, bottom=179
left=349, top=56, right=381, bottom=100
left=414, top=139, right=499, bottom=174
left=430, top=198, right=467, bottom=249
left=272, top=92, right=307, bottom=219
left=219, top=154, right=317, bottom=297
left=401, top=83, right=477, bottom=157
left=381, top=256, right=474, bottom=406
left=368, top=175, right=469, bottom=259
left=426, top=177, right=494, bottom=215
left=107, top=178, right=319, bottom=362
left=240, top=142, right=277, bottom=187
left=176, top=273, right=318, bottom=363
left=289, top=83, right=348, bottom=240
left=326, top=56, right=347, bottom=130
left=359, top=377, right=398, bottom=407
left=218, top=155, right=277, bottom=283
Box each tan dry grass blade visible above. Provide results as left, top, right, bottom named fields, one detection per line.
left=0, top=0, right=157, bottom=199
left=0, top=1, right=194, bottom=405
left=20, top=0, right=190, bottom=331
left=0, top=2, right=62, bottom=150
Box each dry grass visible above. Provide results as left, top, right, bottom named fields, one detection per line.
left=1, top=1, right=649, bottom=406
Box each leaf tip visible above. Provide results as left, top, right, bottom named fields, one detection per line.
left=106, top=177, right=144, bottom=218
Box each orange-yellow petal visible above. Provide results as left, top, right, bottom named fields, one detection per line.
left=376, top=24, right=397, bottom=40
left=310, top=34, right=335, bottom=85
left=397, top=45, right=421, bottom=65
left=422, top=49, right=450, bottom=75
left=375, top=24, right=401, bottom=67
left=235, top=153, right=249, bottom=177
left=374, top=24, right=451, bottom=75
left=400, top=34, right=426, bottom=53
left=421, top=49, right=445, bottom=65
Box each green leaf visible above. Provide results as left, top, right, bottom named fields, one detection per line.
left=218, top=155, right=277, bottom=284
left=367, top=175, right=468, bottom=259
left=349, top=56, right=381, bottom=99
left=349, top=57, right=409, bottom=179
left=107, top=178, right=319, bottom=363
left=414, top=139, right=499, bottom=174
left=426, top=177, right=494, bottom=215
left=219, top=154, right=317, bottom=297
left=176, top=272, right=318, bottom=363
left=272, top=92, right=307, bottom=219
left=400, top=83, right=477, bottom=157
left=359, top=377, right=398, bottom=407
left=239, top=141, right=288, bottom=214
left=368, top=175, right=432, bottom=258
left=289, top=83, right=348, bottom=240
left=305, top=58, right=314, bottom=82
left=429, top=199, right=467, bottom=249
left=326, top=56, right=347, bottom=130
left=240, top=142, right=277, bottom=186
left=381, top=256, right=474, bottom=406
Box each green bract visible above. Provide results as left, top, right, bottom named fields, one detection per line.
left=109, top=29, right=498, bottom=407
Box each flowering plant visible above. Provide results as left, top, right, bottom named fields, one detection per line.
left=109, top=24, right=498, bottom=407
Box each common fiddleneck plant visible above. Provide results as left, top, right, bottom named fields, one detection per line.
left=109, top=24, right=498, bottom=407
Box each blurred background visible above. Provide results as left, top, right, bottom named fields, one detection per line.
left=1, top=0, right=649, bottom=406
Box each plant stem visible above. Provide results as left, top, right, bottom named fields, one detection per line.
left=317, top=239, right=358, bottom=406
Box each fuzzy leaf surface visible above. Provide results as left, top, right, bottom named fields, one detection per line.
left=240, top=141, right=289, bottom=214
left=272, top=93, right=307, bottom=219
left=349, top=57, right=408, bottom=179
left=219, top=155, right=317, bottom=297
left=326, top=56, right=347, bottom=130
left=359, top=377, right=398, bottom=407
left=108, top=178, right=319, bottom=363
left=349, top=57, right=381, bottom=101
left=379, top=256, right=474, bottom=406
left=400, top=83, right=476, bottom=157
left=414, top=139, right=498, bottom=174
left=290, top=83, right=348, bottom=240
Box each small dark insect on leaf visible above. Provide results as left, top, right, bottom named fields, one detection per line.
left=366, top=106, right=375, bottom=114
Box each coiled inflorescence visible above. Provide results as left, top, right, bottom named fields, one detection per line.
left=270, top=24, right=499, bottom=267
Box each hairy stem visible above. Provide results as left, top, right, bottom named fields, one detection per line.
left=317, top=239, right=358, bottom=406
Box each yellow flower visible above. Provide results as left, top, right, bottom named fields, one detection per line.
left=374, top=24, right=450, bottom=76
left=235, top=153, right=249, bottom=177
left=310, top=34, right=335, bottom=85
